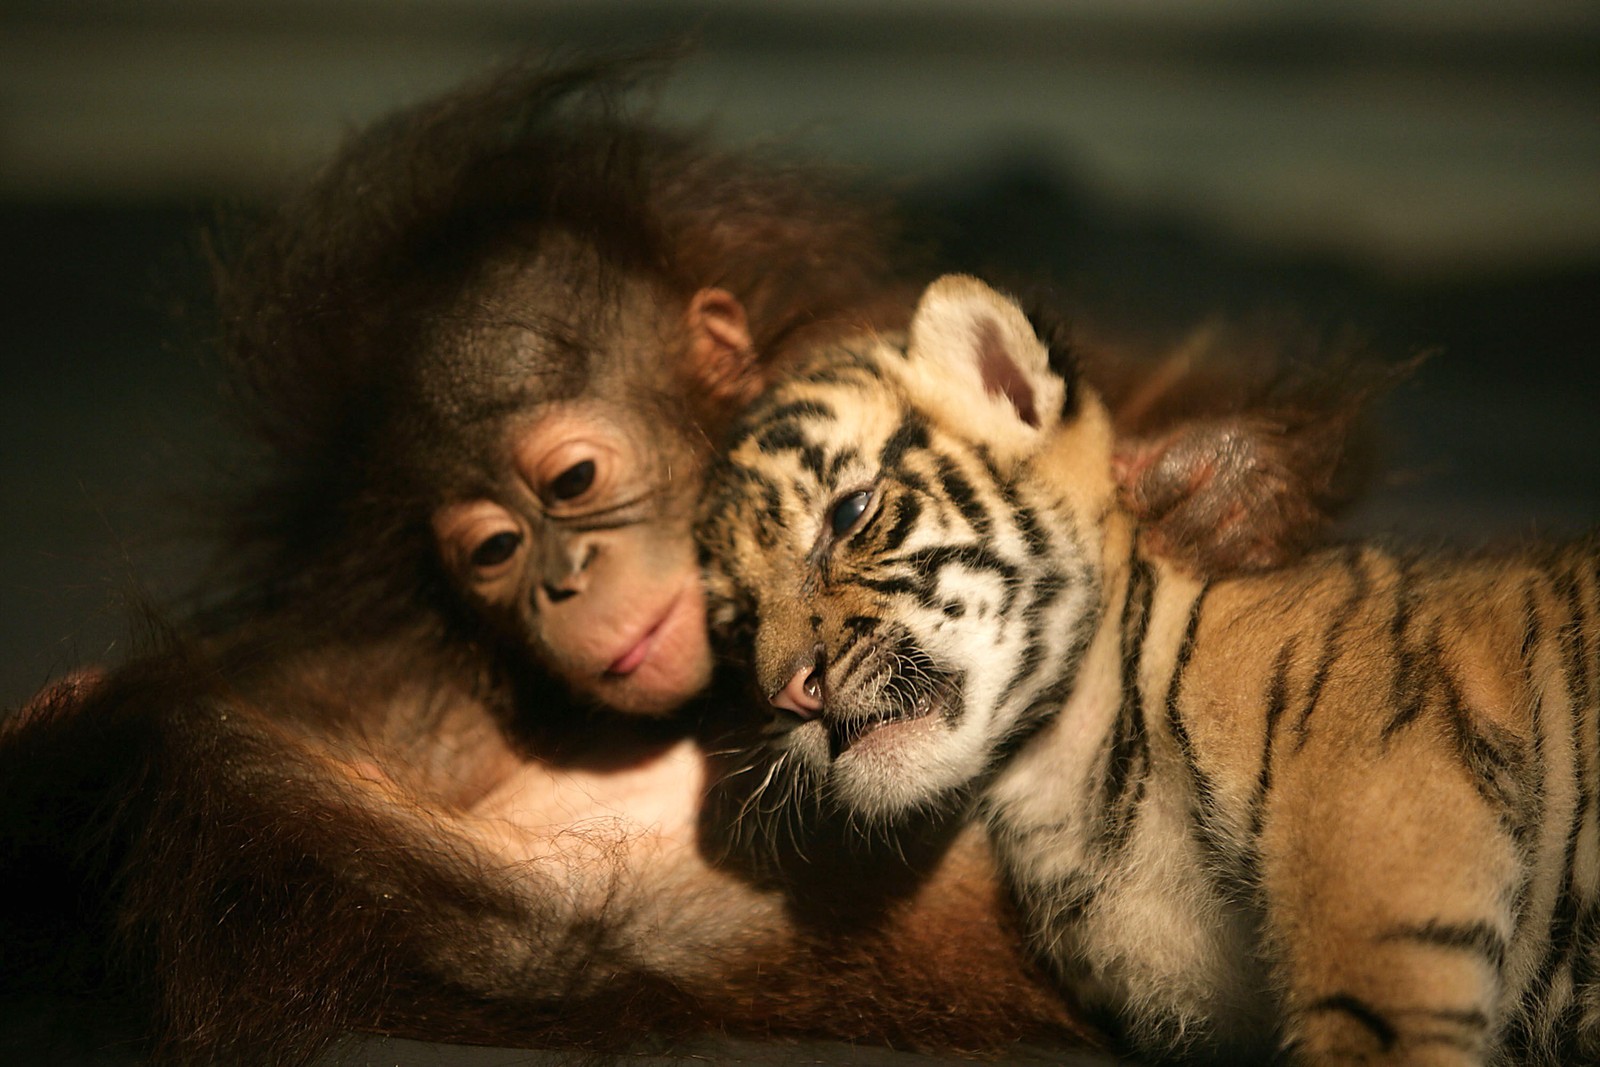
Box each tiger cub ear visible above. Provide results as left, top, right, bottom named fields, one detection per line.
left=904, top=275, right=1069, bottom=458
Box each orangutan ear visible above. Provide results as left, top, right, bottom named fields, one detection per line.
left=685, top=287, right=760, bottom=407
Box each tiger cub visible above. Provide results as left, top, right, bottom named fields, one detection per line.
left=700, top=275, right=1599, bottom=1066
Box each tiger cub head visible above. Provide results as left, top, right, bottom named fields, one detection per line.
left=701, top=275, right=1123, bottom=819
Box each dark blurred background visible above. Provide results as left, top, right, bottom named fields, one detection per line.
left=3, top=0, right=1597, bottom=714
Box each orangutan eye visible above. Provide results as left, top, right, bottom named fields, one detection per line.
left=469, top=531, right=523, bottom=569
left=829, top=490, right=873, bottom=537
left=548, top=460, right=596, bottom=501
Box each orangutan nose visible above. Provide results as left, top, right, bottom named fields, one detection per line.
left=770, top=658, right=825, bottom=719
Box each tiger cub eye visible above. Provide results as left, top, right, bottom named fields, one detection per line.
left=829, top=490, right=872, bottom=536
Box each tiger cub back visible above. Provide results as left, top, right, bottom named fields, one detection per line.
left=700, top=274, right=1599, bottom=1065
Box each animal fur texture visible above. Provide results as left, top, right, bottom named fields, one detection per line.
left=701, top=274, right=1600, bottom=1065
left=0, top=65, right=1086, bottom=1066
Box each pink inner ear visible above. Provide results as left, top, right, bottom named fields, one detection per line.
left=976, top=318, right=1039, bottom=428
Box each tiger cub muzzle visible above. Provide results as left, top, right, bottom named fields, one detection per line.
left=766, top=625, right=962, bottom=759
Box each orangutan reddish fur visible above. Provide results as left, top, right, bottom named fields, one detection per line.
left=1, top=55, right=1388, bottom=1067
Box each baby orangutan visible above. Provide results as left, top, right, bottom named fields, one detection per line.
left=2, top=57, right=1379, bottom=1067
left=2, top=57, right=1078, bottom=1066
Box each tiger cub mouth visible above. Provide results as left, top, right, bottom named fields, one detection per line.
left=823, top=638, right=957, bottom=759
left=827, top=691, right=942, bottom=758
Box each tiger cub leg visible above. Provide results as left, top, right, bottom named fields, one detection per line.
left=1259, top=737, right=1521, bottom=1066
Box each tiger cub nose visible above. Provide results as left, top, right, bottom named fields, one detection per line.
left=770, top=661, right=825, bottom=719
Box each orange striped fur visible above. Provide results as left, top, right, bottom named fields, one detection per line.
left=702, top=275, right=1598, bottom=1065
